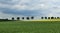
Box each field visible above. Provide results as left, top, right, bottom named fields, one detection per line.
left=24, top=19, right=60, bottom=21
left=0, top=21, right=60, bottom=33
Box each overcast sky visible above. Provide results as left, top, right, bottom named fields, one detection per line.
left=0, top=0, right=60, bottom=19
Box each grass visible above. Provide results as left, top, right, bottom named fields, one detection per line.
left=0, top=21, right=60, bottom=33
left=23, top=19, right=60, bottom=21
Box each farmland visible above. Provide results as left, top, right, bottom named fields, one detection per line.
left=0, top=21, right=60, bottom=33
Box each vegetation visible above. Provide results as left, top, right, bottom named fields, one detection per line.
left=41, top=17, right=44, bottom=19
left=26, top=17, right=29, bottom=20
left=31, top=16, right=34, bottom=19
left=17, top=17, right=20, bottom=20
left=12, top=17, right=14, bottom=20
left=22, top=17, right=24, bottom=20
left=48, top=17, right=50, bottom=19
left=0, top=21, right=60, bottom=33
left=57, top=17, right=60, bottom=19
left=45, top=17, right=47, bottom=19
left=0, top=16, right=60, bottom=33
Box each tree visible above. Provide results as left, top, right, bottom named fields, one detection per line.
left=17, top=17, right=20, bottom=20
left=55, top=17, right=56, bottom=19
left=31, top=16, right=34, bottom=19
left=41, top=17, right=44, bottom=19
left=51, top=17, right=54, bottom=19
left=22, top=17, right=24, bottom=20
left=6, top=18, right=8, bottom=20
left=57, top=17, right=60, bottom=19
left=45, top=17, right=47, bottom=19
left=48, top=17, right=50, bottom=19
left=12, top=17, right=14, bottom=20
left=26, top=17, right=29, bottom=20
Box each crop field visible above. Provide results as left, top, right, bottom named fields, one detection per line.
left=0, top=21, right=60, bottom=33
left=24, top=19, right=60, bottom=21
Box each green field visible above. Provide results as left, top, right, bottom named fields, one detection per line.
left=0, top=21, right=60, bottom=33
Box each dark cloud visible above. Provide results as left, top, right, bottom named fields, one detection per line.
left=0, top=0, right=19, bottom=5
left=0, top=8, right=49, bottom=16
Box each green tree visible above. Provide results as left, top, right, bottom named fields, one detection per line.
left=41, top=17, right=44, bottom=19
left=48, top=17, right=50, bottom=19
left=17, top=17, right=20, bottom=20
left=45, top=17, right=47, bottom=19
left=12, top=17, right=14, bottom=20
left=55, top=17, right=56, bottom=19
left=31, top=16, right=34, bottom=19
left=26, top=17, right=29, bottom=20
left=22, top=17, right=24, bottom=20
left=51, top=17, right=54, bottom=19
left=57, top=17, right=60, bottom=19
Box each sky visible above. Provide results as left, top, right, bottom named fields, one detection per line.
left=0, top=0, right=60, bottom=19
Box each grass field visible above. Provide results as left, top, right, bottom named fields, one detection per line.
left=23, top=19, right=60, bottom=21
left=0, top=21, right=60, bottom=33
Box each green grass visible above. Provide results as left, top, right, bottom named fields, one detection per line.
left=0, top=21, right=60, bottom=33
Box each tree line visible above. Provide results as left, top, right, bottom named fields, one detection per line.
left=41, top=17, right=60, bottom=19
left=0, top=16, right=60, bottom=21
left=12, top=16, right=34, bottom=20
left=12, top=16, right=60, bottom=20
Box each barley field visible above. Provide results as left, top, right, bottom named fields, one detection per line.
left=0, top=21, right=60, bottom=33
left=24, top=19, right=60, bottom=21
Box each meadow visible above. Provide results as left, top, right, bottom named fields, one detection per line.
left=0, top=21, right=60, bottom=33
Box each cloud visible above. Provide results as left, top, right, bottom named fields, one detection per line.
left=1, top=8, right=49, bottom=16
left=0, top=0, right=60, bottom=19
left=0, top=0, right=19, bottom=5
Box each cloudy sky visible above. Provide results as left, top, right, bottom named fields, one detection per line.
left=0, top=0, right=60, bottom=19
